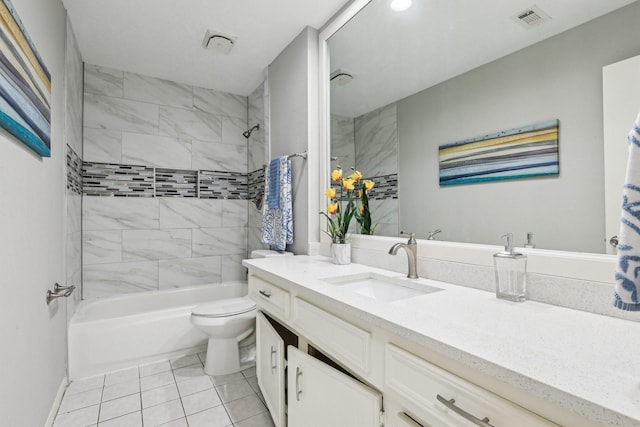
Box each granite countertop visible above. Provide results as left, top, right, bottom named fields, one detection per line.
left=243, top=255, right=640, bottom=427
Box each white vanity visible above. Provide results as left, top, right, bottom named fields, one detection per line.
left=243, top=255, right=640, bottom=427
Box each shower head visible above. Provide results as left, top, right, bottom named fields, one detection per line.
left=243, top=124, right=260, bottom=139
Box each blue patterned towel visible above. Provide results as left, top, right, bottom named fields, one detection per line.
left=261, top=157, right=293, bottom=251
left=614, top=112, right=640, bottom=311
left=268, top=157, right=282, bottom=209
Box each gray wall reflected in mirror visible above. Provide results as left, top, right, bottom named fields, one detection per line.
left=328, top=0, right=640, bottom=253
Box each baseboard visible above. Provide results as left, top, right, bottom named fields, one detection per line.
left=45, top=376, right=68, bottom=427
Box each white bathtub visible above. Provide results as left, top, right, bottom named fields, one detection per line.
left=68, top=281, right=248, bottom=380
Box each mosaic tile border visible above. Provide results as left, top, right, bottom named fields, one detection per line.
left=66, top=144, right=82, bottom=195
left=82, top=161, right=258, bottom=200
left=367, top=173, right=398, bottom=200
left=199, top=170, right=248, bottom=200
left=156, top=168, right=197, bottom=198
left=83, top=162, right=154, bottom=197
left=329, top=173, right=398, bottom=201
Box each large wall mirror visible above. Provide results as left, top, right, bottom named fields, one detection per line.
left=325, top=0, right=640, bottom=254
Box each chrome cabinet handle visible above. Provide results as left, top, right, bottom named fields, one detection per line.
left=259, top=289, right=271, bottom=298
left=295, top=367, right=303, bottom=401
left=398, top=412, right=425, bottom=427
left=270, top=346, right=277, bottom=373
left=436, top=394, right=494, bottom=427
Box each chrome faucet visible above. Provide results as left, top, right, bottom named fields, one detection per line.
left=389, top=231, right=419, bottom=279
left=427, top=228, right=442, bottom=240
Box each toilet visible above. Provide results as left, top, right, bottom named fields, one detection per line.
left=191, top=249, right=293, bottom=376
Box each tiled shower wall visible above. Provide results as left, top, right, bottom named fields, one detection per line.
left=81, top=64, right=260, bottom=299
left=65, top=18, right=83, bottom=313
left=330, top=103, right=399, bottom=237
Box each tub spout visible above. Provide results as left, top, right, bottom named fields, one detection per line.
left=389, top=232, right=419, bottom=279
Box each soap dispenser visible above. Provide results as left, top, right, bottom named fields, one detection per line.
left=493, top=233, right=527, bottom=302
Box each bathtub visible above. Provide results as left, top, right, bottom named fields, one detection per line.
left=68, top=281, right=248, bottom=380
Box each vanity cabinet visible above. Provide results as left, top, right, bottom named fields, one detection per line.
left=287, top=346, right=383, bottom=427
left=249, top=271, right=560, bottom=427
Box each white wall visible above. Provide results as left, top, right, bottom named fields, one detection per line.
left=0, top=0, right=68, bottom=425
left=268, top=27, right=319, bottom=254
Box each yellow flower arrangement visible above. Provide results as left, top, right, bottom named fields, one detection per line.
left=320, top=166, right=377, bottom=243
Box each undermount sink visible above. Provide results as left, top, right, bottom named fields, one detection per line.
left=323, top=272, right=443, bottom=302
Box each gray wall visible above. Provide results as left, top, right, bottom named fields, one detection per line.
left=0, top=0, right=68, bottom=424
left=398, top=2, right=640, bottom=253
left=268, top=27, right=319, bottom=254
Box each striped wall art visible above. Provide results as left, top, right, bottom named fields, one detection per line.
left=438, top=119, right=559, bottom=186
left=0, top=0, right=51, bottom=157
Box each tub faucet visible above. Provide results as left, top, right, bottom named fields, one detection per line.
left=389, top=231, right=419, bottom=279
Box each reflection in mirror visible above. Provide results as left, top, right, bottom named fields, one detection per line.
left=327, top=0, right=640, bottom=253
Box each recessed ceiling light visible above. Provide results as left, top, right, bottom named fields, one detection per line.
left=390, top=0, right=412, bottom=12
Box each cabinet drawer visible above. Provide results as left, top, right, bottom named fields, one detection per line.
left=249, top=275, right=290, bottom=320
left=293, top=297, right=371, bottom=376
left=386, top=344, right=558, bottom=427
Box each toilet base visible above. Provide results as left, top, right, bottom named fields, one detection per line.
left=203, top=330, right=255, bottom=376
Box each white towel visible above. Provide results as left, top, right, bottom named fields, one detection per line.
left=261, top=157, right=293, bottom=251
left=614, top=112, right=640, bottom=311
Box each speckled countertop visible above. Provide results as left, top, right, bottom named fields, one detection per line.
left=243, top=255, right=640, bottom=427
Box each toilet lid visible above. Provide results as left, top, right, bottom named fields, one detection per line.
left=192, top=297, right=256, bottom=318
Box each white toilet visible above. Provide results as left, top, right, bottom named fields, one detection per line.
left=191, top=249, right=293, bottom=376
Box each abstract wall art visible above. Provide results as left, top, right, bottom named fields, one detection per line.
left=0, top=0, right=51, bottom=157
left=438, top=119, right=559, bottom=186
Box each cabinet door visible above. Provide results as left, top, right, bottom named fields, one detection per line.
left=256, top=311, right=285, bottom=427
left=287, top=346, right=383, bottom=427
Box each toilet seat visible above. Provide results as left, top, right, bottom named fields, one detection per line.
left=192, top=297, right=256, bottom=318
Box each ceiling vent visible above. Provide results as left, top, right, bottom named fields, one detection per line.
left=511, top=5, right=551, bottom=29
left=330, top=69, right=356, bottom=86
left=202, top=30, right=236, bottom=54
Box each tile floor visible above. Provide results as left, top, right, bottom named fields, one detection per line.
left=53, top=352, right=274, bottom=427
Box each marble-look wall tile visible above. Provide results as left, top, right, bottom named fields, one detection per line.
left=84, top=93, right=159, bottom=134
left=83, top=197, right=159, bottom=230
left=67, top=193, right=82, bottom=233
left=159, top=256, right=221, bottom=289
left=83, top=128, right=122, bottom=164
left=223, top=200, right=249, bottom=227
left=192, top=227, right=247, bottom=257
left=65, top=19, right=84, bottom=157
left=124, top=73, right=193, bottom=109
left=247, top=226, right=265, bottom=258
left=222, top=254, right=248, bottom=282
left=193, top=86, right=247, bottom=120
left=355, top=103, right=398, bottom=177
left=331, top=114, right=355, bottom=170
left=222, top=117, right=248, bottom=147
left=122, top=229, right=191, bottom=261
left=122, top=133, right=192, bottom=169
left=83, top=230, right=122, bottom=265
left=84, top=64, right=124, bottom=98
left=191, top=140, right=247, bottom=172
left=159, top=199, right=222, bottom=229
left=159, top=106, right=221, bottom=142
left=83, top=261, right=159, bottom=299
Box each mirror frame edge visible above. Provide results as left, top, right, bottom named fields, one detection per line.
left=316, top=0, right=616, bottom=284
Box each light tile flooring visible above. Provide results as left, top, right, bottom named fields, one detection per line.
left=53, top=352, right=274, bottom=427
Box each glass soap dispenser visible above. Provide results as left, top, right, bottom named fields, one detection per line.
left=493, top=233, right=527, bottom=302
